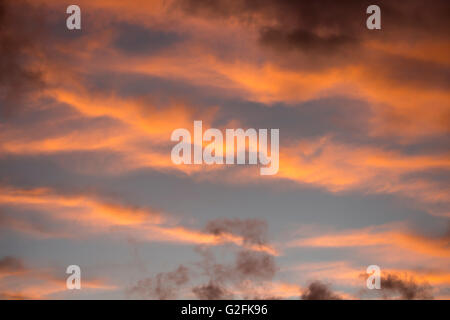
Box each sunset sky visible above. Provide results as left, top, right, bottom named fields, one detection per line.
left=0, top=0, right=449, bottom=299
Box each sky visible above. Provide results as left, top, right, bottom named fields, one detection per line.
left=0, top=0, right=449, bottom=299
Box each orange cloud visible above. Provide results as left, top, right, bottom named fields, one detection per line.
left=288, top=224, right=450, bottom=258
left=0, top=186, right=278, bottom=255
left=0, top=273, right=116, bottom=300
left=274, top=138, right=450, bottom=216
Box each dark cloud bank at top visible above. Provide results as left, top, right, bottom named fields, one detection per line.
left=179, top=0, right=450, bottom=89
left=179, top=0, right=449, bottom=49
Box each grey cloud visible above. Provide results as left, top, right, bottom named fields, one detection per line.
left=113, top=22, right=182, bottom=56
left=192, top=281, right=234, bottom=300
left=205, top=218, right=269, bottom=246
left=301, top=281, right=341, bottom=300
left=380, top=274, right=434, bottom=300
left=127, top=265, right=190, bottom=299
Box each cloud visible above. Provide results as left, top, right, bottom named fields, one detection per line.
left=175, top=0, right=450, bottom=143
left=235, top=251, right=276, bottom=280
left=1, top=0, right=448, bottom=300
left=380, top=273, right=434, bottom=299
left=0, top=0, right=46, bottom=116
left=191, top=219, right=279, bottom=299
left=0, top=256, right=25, bottom=277
left=205, top=218, right=269, bottom=246
left=288, top=223, right=450, bottom=258
left=0, top=255, right=116, bottom=299
left=0, top=292, right=29, bottom=300
left=179, top=0, right=449, bottom=56
left=189, top=247, right=278, bottom=300
left=259, top=26, right=357, bottom=54
left=0, top=185, right=163, bottom=228
left=129, top=218, right=285, bottom=300
left=301, top=281, right=341, bottom=300
left=0, top=185, right=279, bottom=254
left=288, top=259, right=450, bottom=298
left=192, top=281, right=233, bottom=300
left=113, top=22, right=183, bottom=56
left=300, top=273, right=435, bottom=300
left=358, top=272, right=435, bottom=300
left=275, top=139, right=450, bottom=217
left=127, top=265, right=189, bottom=299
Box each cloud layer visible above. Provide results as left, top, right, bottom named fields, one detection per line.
left=0, top=0, right=448, bottom=299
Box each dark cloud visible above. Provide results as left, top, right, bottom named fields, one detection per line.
left=191, top=218, right=278, bottom=300
left=0, top=0, right=46, bottom=116
left=0, top=256, right=25, bottom=273
left=205, top=218, right=269, bottom=246
left=127, top=265, right=189, bottom=299
left=180, top=0, right=450, bottom=43
left=380, top=274, right=434, bottom=300
left=113, top=22, right=182, bottom=56
left=259, top=26, right=357, bottom=54
left=180, top=0, right=450, bottom=89
left=360, top=272, right=435, bottom=300
left=366, top=52, right=450, bottom=91
left=192, top=281, right=234, bottom=300
left=235, top=251, right=276, bottom=280
left=129, top=218, right=280, bottom=300
left=301, top=281, right=341, bottom=300
left=191, top=245, right=278, bottom=300
left=179, top=0, right=365, bottom=54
